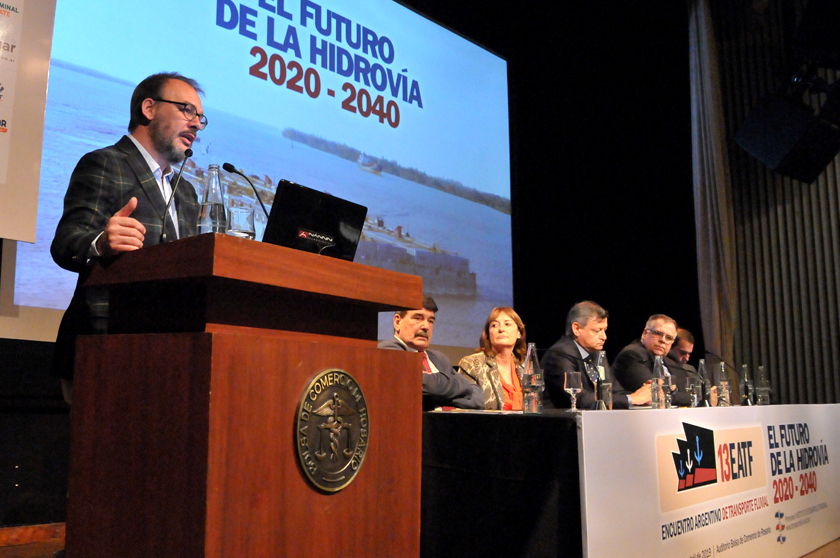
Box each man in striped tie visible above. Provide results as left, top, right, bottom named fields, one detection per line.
left=541, top=301, right=651, bottom=409
left=49, top=72, right=205, bottom=405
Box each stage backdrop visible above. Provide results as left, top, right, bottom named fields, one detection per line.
left=8, top=0, right=512, bottom=347
left=579, top=405, right=840, bottom=558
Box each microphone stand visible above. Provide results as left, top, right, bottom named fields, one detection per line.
left=222, top=162, right=270, bottom=219
left=161, top=148, right=193, bottom=243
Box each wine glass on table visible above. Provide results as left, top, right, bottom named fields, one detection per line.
left=564, top=371, right=582, bottom=411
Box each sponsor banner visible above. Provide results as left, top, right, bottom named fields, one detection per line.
left=0, top=0, right=52, bottom=242
left=579, top=405, right=840, bottom=558
left=0, top=0, right=23, bottom=183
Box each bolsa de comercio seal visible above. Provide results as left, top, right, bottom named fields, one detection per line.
left=296, top=368, right=370, bottom=492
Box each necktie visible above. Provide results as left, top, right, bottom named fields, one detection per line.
left=584, top=358, right=598, bottom=385
left=421, top=351, right=433, bottom=374
left=158, top=169, right=179, bottom=239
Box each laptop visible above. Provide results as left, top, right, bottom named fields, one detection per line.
left=261, top=179, right=367, bottom=262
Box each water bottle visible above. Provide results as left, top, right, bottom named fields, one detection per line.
left=521, top=343, right=544, bottom=414
left=740, top=364, right=753, bottom=406
left=197, top=164, right=227, bottom=234
left=717, top=363, right=730, bottom=407
left=698, top=359, right=711, bottom=407
left=651, top=355, right=664, bottom=409
left=595, top=351, right=608, bottom=410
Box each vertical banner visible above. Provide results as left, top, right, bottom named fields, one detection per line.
left=0, top=0, right=23, bottom=184
left=0, top=0, right=54, bottom=242
left=579, top=405, right=840, bottom=558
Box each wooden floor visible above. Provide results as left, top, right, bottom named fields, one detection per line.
left=0, top=540, right=63, bottom=558
left=0, top=525, right=63, bottom=558
left=0, top=525, right=838, bottom=558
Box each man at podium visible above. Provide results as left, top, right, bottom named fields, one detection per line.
left=379, top=295, right=484, bottom=411
left=49, top=72, right=206, bottom=404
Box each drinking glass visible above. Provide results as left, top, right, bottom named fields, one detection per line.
left=227, top=207, right=256, bottom=239
left=686, top=377, right=699, bottom=408
left=755, top=365, right=771, bottom=405
left=661, top=376, right=673, bottom=409
left=703, top=379, right=713, bottom=406
left=717, top=379, right=731, bottom=407
left=564, top=372, right=582, bottom=411
left=599, top=382, right=613, bottom=410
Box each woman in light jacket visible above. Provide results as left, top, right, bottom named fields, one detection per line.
left=457, top=307, right=527, bottom=410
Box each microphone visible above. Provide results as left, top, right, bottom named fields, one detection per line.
left=161, top=148, right=193, bottom=243
left=222, top=162, right=270, bottom=219
left=624, top=343, right=698, bottom=377
left=703, top=349, right=736, bottom=371
left=704, top=350, right=746, bottom=391
left=661, top=360, right=701, bottom=378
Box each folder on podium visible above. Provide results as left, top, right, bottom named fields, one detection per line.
left=65, top=233, right=423, bottom=558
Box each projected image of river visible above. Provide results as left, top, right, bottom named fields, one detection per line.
left=16, top=64, right=512, bottom=348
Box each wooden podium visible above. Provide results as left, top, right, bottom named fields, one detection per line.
left=65, top=233, right=424, bottom=558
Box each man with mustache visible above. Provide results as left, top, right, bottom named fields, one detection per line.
left=50, top=72, right=206, bottom=404
left=378, top=296, right=484, bottom=410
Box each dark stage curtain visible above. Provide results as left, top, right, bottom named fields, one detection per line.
left=690, top=0, right=738, bottom=385
left=702, top=0, right=840, bottom=403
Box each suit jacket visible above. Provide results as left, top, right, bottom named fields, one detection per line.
left=50, top=136, right=200, bottom=380
left=540, top=335, right=630, bottom=410
left=457, top=352, right=525, bottom=411
left=667, top=348, right=699, bottom=378
left=377, top=338, right=484, bottom=411
left=612, top=340, right=692, bottom=407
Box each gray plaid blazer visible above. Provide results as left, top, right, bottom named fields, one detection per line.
left=50, top=135, right=200, bottom=380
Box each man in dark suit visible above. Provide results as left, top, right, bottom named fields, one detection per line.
left=50, top=72, right=206, bottom=403
left=670, top=328, right=695, bottom=366
left=612, top=314, right=693, bottom=407
left=541, top=301, right=651, bottom=409
left=378, top=295, right=484, bottom=411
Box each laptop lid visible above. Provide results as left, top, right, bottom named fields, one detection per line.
left=262, top=179, right=367, bottom=262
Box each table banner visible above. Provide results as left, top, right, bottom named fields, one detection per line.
left=578, top=405, right=840, bottom=558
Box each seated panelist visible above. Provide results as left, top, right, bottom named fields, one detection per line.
left=378, top=295, right=484, bottom=411
left=612, top=314, right=693, bottom=406
left=670, top=328, right=695, bottom=365
left=541, top=301, right=651, bottom=409
left=457, top=307, right=527, bottom=411
left=667, top=327, right=718, bottom=405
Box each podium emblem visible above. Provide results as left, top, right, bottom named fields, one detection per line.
left=296, top=369, right=370, bottom=492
